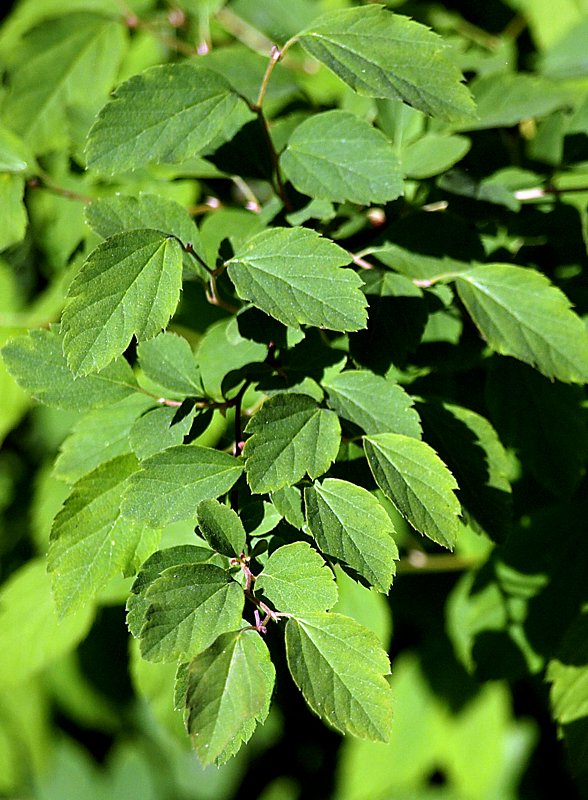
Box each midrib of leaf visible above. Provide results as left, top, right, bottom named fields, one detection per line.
left=313, top=488, right=390, bottom=552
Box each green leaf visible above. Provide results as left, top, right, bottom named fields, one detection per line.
left=244, top=393, right=341, bottom=494
left=548, top=612, right=588, bottom=725
left=324, top=369, right=422, bottom=438
left=129, top=405, right=197, bottom=461
left=304, top=479, right=398, bottom=592
left=61, top=229, right=183, bottom=376
left=280, top=110, right=403, bottom=204
left=185, top=629, right=275, bottom=766
left=227, top=227, right=367, bottom=332
left=256, top=542, right=338, bottom=614
left=0, top=560, right=94, bottom=687
left=0, top=126, right=35, bottom=173
left=122, top=445, right=244, bottom=528
left=364, top=433, right=461, bottom=549
left=137, top=332, right=202, bottom=399
left=0, top=173, right=27, bottom=251
left=1, top=13, right=126, bottom=154
left=54, top=394, right=153, bottom=483
left=285, top=612, right=393, bottom=740
left=196, top=500, right=247, bottom=558
left=1, top=326, right=138, bottom=411
left=401, top=133, right=470, bottom=179
left=127, top=545, right=217, bottom=638
left=138, top=564, right=244, bottom=662
left=297, top=6, right=475, bottom=123
left=48, top=454, right=156, bottom=616
left=270, top=486, right=305, bottom=529
left=86, top=64, right=244, bottom=174
left=454, top=264, right=588, bottom=384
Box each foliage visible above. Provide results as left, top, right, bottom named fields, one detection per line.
left=1, top=0, right=588, bottom=797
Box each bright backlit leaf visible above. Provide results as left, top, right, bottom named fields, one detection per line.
left=61, top=229, right=183, bottom=375
left=304, top=478, right=398, bottom=592
left=227, top=227, right=367, bottom=332
left=364, top=433, right=461, bottom=549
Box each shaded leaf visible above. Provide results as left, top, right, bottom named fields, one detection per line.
left=244, top=393, right=341, bottom=494
left=137, top=332, right=202, bottom=398
left=256, top=542, right=338, bottom=614
left=324, top=369, right=421, bottom=438
left=305, top=478, right=398, bottom=592
left=86, top=64, right=244, bottom=174
left=285, top=612, right=393, bottom=740
left=227, top=227, right=367, bottom=332
left=1, top=326, right=138, bottom=411
left=196, top=499, right=247, bottom=558
left=139, top=564, right=244, bottom=662
left=185, top=629, right=275, bottom=766
left=364, top=433, right=461, bottom=549
left=455, top=264, right=588, bottom=384
left=122, top=445, right=243, bottom=528
left=129, top=404, right=197, bottom=461
left=280, top=110, right=403, bottom=204
left=297, top=6, right=475, bottom=122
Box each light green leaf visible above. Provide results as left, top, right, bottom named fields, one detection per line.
left=122, top=445, right=244, bottom=528
left=280, top=110, right=403, bottom=204
left=244, top=393, right=341, bottom=494
left=297, top=6, right=475, bottom=123
left=54, top=394, right=153, bottom=483
left=1, top=326, right=138, bottom=411
left=324, top=369, right=422, bottom=438
left=285, top=612, right=393, bottom=740
left=137, top=332, right=202, bottom=398
left=127, top=545, right=218, bottom=637
left=138, top=564, right=244, bottom=662
left=548, top=612, right=588, bottom=724
left=227, top=227, right=367, bottom=332
left=129, top=405, right=197, bottom=461
left=401, top=133, right=470, bottom=179
left=86, top=64, right=244, bottom=174
left=61, top=229, right=183, bottom=376
left=185, top=629, right=275, bottom=766
left=304, top=479, right=398, bottom=592
left=0, top=560, right=94, bottom=687
left=364, top=433, right=461, bottom=549
left=270, top=486, right=305, bottom=529
left=1, top=13, right=126, bottom=154
left=196, top=499, right=247, bottom=558
left=0, top=126, right=35, bottom=173
left=455, top=264, right=588, bottom=384
left=0, top=173, right=27, bottom=251
left=256, top=542, right=338, bottom=614
left=48, top=454, right=156, bottom=616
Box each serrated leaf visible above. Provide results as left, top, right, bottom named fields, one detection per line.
left=455, top=264, right=588, bottom=384
left=304, top=479, right=398, bottom=592
left=139, top=564, right=244, bottom=662
left=86, top=64, right=244, bottom=174
left=54, top=394, right=153, bottom=483
left=270, top=486, right=305, bottom=529
left=185, top=629, right=275, bottom=766
left=196, top=500, right=247, bottom=558
left=1, top=326, right=138, bottom=411
left=256, top=542, right=338, bottom=614
left=297, top=6, right=475, bottom=123
left=244, top=393, right=341, bottom=494
left=364, top=433, right=461, bottom=549
left=1, top=13, right=126, bottom=154
left=122, top=445, right=243, bottom=528
left=324, top=369, right=421, bottom=438
left=61, top=229, right=183, bottom=376
left=227, top=227, right=367, bottom=332
left=285, top=612, right=393, bottom=740
left=127, top=545, right=218, bottom=637
left=129, top=404, right=197, bottom=461
left=48, top=454, right=156, bottom=616
left=137, top=332, right=202, bottom=398
left=280, top=110, right=403, bottom=205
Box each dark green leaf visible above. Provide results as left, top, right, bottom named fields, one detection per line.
left=129, top=404, right=197, bottom=461
left=137, top=332, right=202, bottom=398
left=285, top=612, right=393, bottom=740
left=244, top=393, right=341, bottom=494
left=196, top=500, right=247, bottom=558
left=304, top=478, right=398, bottom=592
left=364, top=433, right=461, bottom=549
left=256, top=542, right=338, bottom=614
left=61, top=229, right=183, bottom=375
left=227, top=227, right=367, bottom=332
